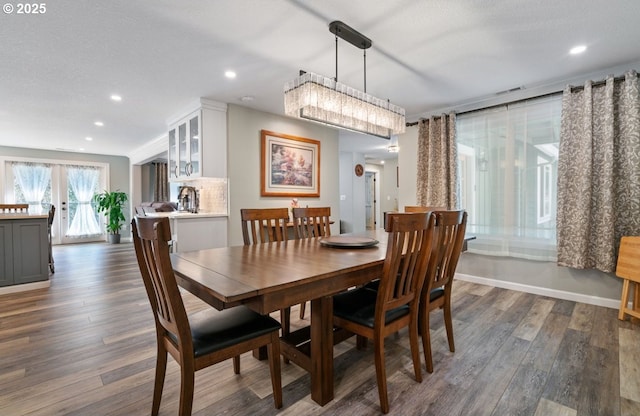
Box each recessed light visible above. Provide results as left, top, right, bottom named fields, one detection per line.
left=240, top=95, right=255, bottom=102
left=225, top=71, right=237, bottom=79
left=570, top=45, right=587, bottom=55
left=94, top=121, right=104, bottom=127
left=380, top=160, right=385, bottom=164
left=110, top=94, right=122, bottom=101
left=85, top=137, right=93, bottom=141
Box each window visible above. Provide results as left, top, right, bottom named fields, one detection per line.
left=456, top=94, right=562, bottom=261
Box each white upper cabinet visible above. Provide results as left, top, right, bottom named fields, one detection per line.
left=168, top=99, right=227, bottom=180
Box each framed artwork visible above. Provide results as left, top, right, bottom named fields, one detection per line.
left=261, top=130, right=320, bottom=197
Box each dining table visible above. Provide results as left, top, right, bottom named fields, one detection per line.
left=171, top=228, right=389, bottom=406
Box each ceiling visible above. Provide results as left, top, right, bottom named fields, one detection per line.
left=2, top=0, right=639, bottom=161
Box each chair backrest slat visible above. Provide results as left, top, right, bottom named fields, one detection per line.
left=241, top=208, right=290, bottom=245
left=292, top=207, right=331, bottom=239
left=378, top=212, right=435, bottom=314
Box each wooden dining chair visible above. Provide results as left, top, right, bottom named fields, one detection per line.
left=0, top=203, right=29, bottom=213
left=333, top=212, right=435, bottom=414
left=419, top=210, right=467, bottom=373
left=240, top=208, right=289, bottom=245
left=616, top=236, right=640, bottom=321
left=132, top=216, right=283, bottom=415
left=240, top=208, right=293, bottom=338
left=291, top=206, right=331, bottom=319
left=404, top=205, right=447, bottom=213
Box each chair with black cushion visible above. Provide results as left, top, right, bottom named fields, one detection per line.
left=132, top=216, right=283, bottom=415
left=291, top=206, right=331, bottom=319
left=0, top=203, right=29, bottom=213
left=292, top=206, right=331, bottom=239
left=333, top=212, right=435, bottom=414
left=47, top=205, right=55, bottom=273
left=404, top=205, right=447, bottom=213
left=240, top=208, right=293, bottom=338
left=241, top=208, right=289, bottom=244
left=419, top=210, right=467, bottom=373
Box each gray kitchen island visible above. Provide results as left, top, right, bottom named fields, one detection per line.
left=0, top=212, right=49, bottom=289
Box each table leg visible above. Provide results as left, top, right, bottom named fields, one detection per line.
left=310, top=296, right=334, bottom=405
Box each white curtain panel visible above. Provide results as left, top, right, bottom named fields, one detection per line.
left=12, top=162, right=51, bottom=212
left=66, top=166, right=102, bottom=237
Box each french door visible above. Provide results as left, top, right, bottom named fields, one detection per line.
left=4, top=159, right=107, bottom=244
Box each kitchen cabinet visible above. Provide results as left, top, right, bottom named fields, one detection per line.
left=145, top=212, right=228, bottom=252
left=168, top=99, right=227, bottom=181
left=0, top=216, right=49, bottom=287
left=170, top=215, right=227, bottom=252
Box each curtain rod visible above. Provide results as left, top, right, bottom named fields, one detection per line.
left=405, top=71, right=639, bottom=126
left=405, top=90, right=562, bottom=126
left=568, top=71, right=638, bottom=91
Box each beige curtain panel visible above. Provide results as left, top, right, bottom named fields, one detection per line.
left=153, top=162, right=169, bottom=202
left=557, top=70, right=640, bottom=272
left=416, top=113, right=458, bottom=210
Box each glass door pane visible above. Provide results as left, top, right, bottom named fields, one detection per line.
left=60, top=165, right=105, bottom=244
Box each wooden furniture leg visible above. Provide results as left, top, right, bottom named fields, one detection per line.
left=310, top=296, right=334, bottom=405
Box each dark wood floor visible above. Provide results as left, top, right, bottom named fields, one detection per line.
left=0, top=242, right=639, bottom=415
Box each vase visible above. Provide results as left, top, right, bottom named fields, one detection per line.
left=108, top=234, right=121, bottom=244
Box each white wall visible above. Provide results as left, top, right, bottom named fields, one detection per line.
left=398, top=125, right=419, bottom=209
left=227, top=104, right=341, bottom=246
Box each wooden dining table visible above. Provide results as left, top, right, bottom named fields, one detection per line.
left=171, top=228, right=388, bottom=406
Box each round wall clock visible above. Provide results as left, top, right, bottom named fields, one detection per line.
left=355, top=164, right=364, bottom=177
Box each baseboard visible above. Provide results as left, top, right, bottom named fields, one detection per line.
left=455, top=273, right=622, bottom=310
left=0, top=280, right=50, bottom=295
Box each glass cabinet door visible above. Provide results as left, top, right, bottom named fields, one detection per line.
left=168, top=128, right=178, bottom=179
left=188, top=113, right=200, bottom=176
left=178, top=122, right=187, bottom=177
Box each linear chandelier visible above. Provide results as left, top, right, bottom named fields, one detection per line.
left=284, top=21, right=405, bottom=139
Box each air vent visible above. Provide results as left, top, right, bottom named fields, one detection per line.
left=496, top=86, right=525, bottom=95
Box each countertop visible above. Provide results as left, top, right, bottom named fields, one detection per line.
left=0, top=213, right=49, bottom=220
left=145, top=212, right=227, bottom=219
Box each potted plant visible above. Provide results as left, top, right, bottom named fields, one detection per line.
left=93, top=190, right=128, bottom=244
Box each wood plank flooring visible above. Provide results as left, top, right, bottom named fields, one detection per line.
left=1, top=242, right=639, bottom=415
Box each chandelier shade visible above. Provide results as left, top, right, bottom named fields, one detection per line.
left=284, top=71, right=405, bottom=138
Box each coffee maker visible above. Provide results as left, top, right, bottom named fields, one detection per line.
left=177, top=186, right=198, bottom=213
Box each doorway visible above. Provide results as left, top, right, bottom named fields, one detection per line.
left=365, top=171, right=376, bottom=230
left=3, top=159, right=108, bottom=244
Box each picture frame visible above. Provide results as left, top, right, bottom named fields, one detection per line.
left=261, top=130, right=320, bottom=197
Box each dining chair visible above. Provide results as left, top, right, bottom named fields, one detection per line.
left=47, top=205, right=55, bottom=274
left=291, top=206, right=331, bottom=319
left=0, top=203, right=29, bottom=213
left=404, top=205, right=447, bottom=212
left=132, top=216, right=283, bottom=415
left=240, top=208, right=293, bottom=339
left=616, top=236, right=640, bottom=321
left=419, top=210, right=467, bottom=373
left=240, top=208, right=289, bottom=244
left=333, top=212, right=435, bottom=414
